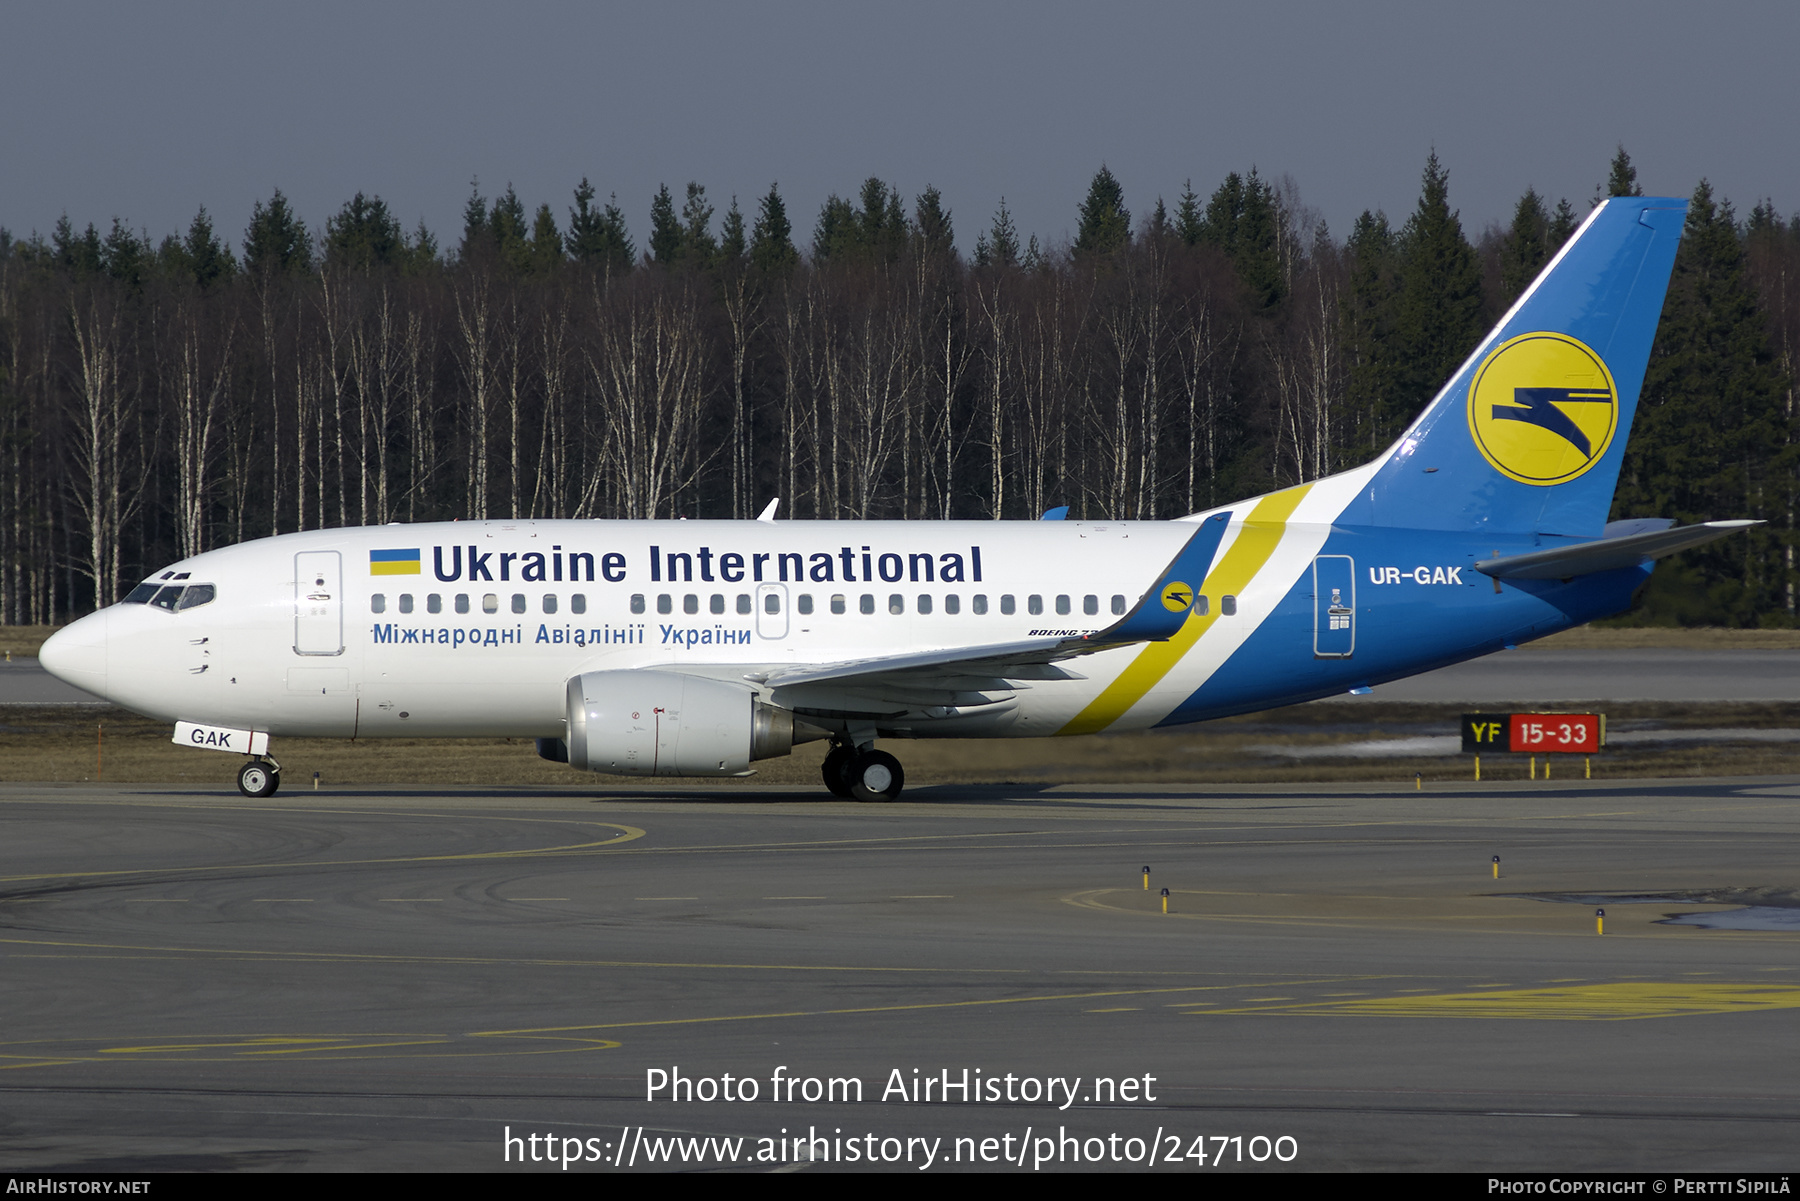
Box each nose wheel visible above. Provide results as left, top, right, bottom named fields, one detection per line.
left=237, top=758, right=281, bottom=798
left=822, top=745, right=904, bottom=802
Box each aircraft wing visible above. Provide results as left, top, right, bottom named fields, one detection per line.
left=759, top=510, right=1234, bottom=694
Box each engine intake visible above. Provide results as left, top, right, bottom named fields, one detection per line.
left=565, top=670, right=816, bottom=776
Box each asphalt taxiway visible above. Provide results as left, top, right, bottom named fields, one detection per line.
left=1, top=778, right=1797, bottom=1172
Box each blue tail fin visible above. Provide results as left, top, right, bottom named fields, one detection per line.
left=1352, top=197, right=1686, bottom=537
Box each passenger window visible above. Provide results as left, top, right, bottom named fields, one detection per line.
left=175, top=584, right=215, bottom=611
left=657, top=594, right=672, bottom=615
left=631, top=594, right=646, bottom=614
left=543, top=594, right=557, bottom=614
left=371, top=593, right=386, bottom=614
left=999, top=595, right=1015, bottom=615
left=571, top=594, right=586, bottom=615
left=945, top=594, right=960, bottom=614
left=973, top=594, right=988, bottom=615
left=511, top=594, right=527, bottom=614
left=1028, top=595, right=1043, bottom=615
left=859, top=594, right=875, bottom=615
left=455, top=594, right=470, bottom=614
left=399, top=594, right=413, bottom=614
left=1055, top=595, right=1070, bottom=616
left=765, top=593, right=781, bottom=614
left=736, top=593, right=752, bottom=614
left=797, top=594, right=814, bottom=615
left=831, top=594, right=846, bottom=615
left=1083, top=595, right=1098, bottom=616
left=1222, top=595, right=1237, bottom=616
left=1111, top=594, right=1126, bottom=615
left=917, top=594, right=932, bottom=615
left=889, top=594, right=904, bottom=615
left=683, top=594, right=699, bottom=615
left=1195, top=595, right=1210, bottom=616
left=483, top=594, right=499, bottom=614
left=427, top=594, right=442, bottom=614
left=710, top=593, right=725, bottom=615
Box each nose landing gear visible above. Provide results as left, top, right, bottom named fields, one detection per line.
left=237, top=756, right=281, bottom=798
left=821, top=742, right=905, bottom=802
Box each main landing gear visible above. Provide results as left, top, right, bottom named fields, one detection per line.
left=237, top=756, right=281, bottom=798
left=821, top=743, right=905, bottom=802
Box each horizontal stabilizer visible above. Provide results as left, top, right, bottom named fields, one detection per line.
left=1475, top=520, right=1759, bottom=580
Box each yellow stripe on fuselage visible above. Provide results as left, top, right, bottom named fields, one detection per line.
left=370, top=562, right=421, bottom=576
left=1058, top=484, right=1313, bottom=736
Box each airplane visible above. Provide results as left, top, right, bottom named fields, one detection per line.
left=39, top=196, right=1754, bottom=801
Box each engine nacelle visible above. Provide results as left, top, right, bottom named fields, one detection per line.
left=565, top=670, right=807, bottom=776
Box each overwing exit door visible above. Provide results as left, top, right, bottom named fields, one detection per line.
left=294, top=551, right=344, bottom=656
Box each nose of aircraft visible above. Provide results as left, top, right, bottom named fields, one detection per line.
left=39, top=610, right=108, bottom=699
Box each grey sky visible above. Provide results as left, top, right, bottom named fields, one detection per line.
left=4, top=1, right=1795, bottom=256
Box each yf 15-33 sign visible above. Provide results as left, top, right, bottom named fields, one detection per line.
left=1461, top=713, right=1606, bottom=753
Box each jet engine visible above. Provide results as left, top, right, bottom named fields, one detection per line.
left=562, top=670, right=819, bottom=776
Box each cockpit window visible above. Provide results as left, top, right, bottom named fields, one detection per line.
left=133, top=583, right=217, bottom=612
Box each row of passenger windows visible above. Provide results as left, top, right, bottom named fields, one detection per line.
left=370, top=591, right=1241, bottom=617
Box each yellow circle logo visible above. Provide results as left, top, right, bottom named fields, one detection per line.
left=1467, top=332, right=1618, bottom=486
left=1161, top=581, right=1194, bottom=613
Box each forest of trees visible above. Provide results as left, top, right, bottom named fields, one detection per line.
left=1, top=149, right=1794, bottom=627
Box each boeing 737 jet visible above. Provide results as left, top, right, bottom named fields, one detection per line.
left=41, top=197, right=1752, bottom=800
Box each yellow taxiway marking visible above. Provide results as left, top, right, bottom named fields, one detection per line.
left=1192, top=983, right=1800, bottom=1021
left=0, top=1030, right=621, bottom=1065
left=0, top=819, right=646, bottom=884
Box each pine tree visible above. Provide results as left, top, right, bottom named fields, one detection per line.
left=913, top=186, right=953, bottom=258
left=1615, top=181, right=1791, bottom=624
left=566, top=180, right=634, bottom=273
left=1074, top=166, right=1130, bottom=256
left=53, top=215, right=104, bottom=275
left=1392, top=153, right=1483, bottom=414
left=975, top=199, right=1019, bottom=269
left=811, top=194, right=857, bottom=263
left=245, top=188, right=312, bottom=275
left=458, top=180, right=490, bottom=263
left=719, top=197, right=747, bottom=266
left=749, top=184, right=797, bottom=276
left=1339, top=209, right=1400, bottom=455
left=528, top=203, right=564, bottom=274
left=182, top=206, right=235, bottom=287
left=325, top=193, right=404, bottom=270
left=1174, top=180, right=1203, bottom=246
left=1499, top=187, right=1549, bottom=305
left=649, top=184, right=682, bottom=265
left=1547, top=198, right=1579, bottom=249
left=489, top=185, right=531, bottom=272
left=679, top=182, right=718, bottom=269
left=1605, top=145, right=1643, bottom=200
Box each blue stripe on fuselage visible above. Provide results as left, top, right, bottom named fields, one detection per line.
left=1155, top=525, right=1652, bottom=726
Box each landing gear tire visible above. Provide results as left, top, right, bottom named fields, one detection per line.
left=849, top=749, right=904, bottom=802
left=238, top=759, right=280, bottom=798
left=822, top=746, right=857, bottom=798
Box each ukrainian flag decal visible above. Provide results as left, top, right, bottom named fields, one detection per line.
left=370, top=548, right=421, bottom=576
left=1467, top=332, right=1619, bottom=486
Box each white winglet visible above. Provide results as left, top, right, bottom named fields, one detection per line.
left=756, top=498, right=780, bottom=522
